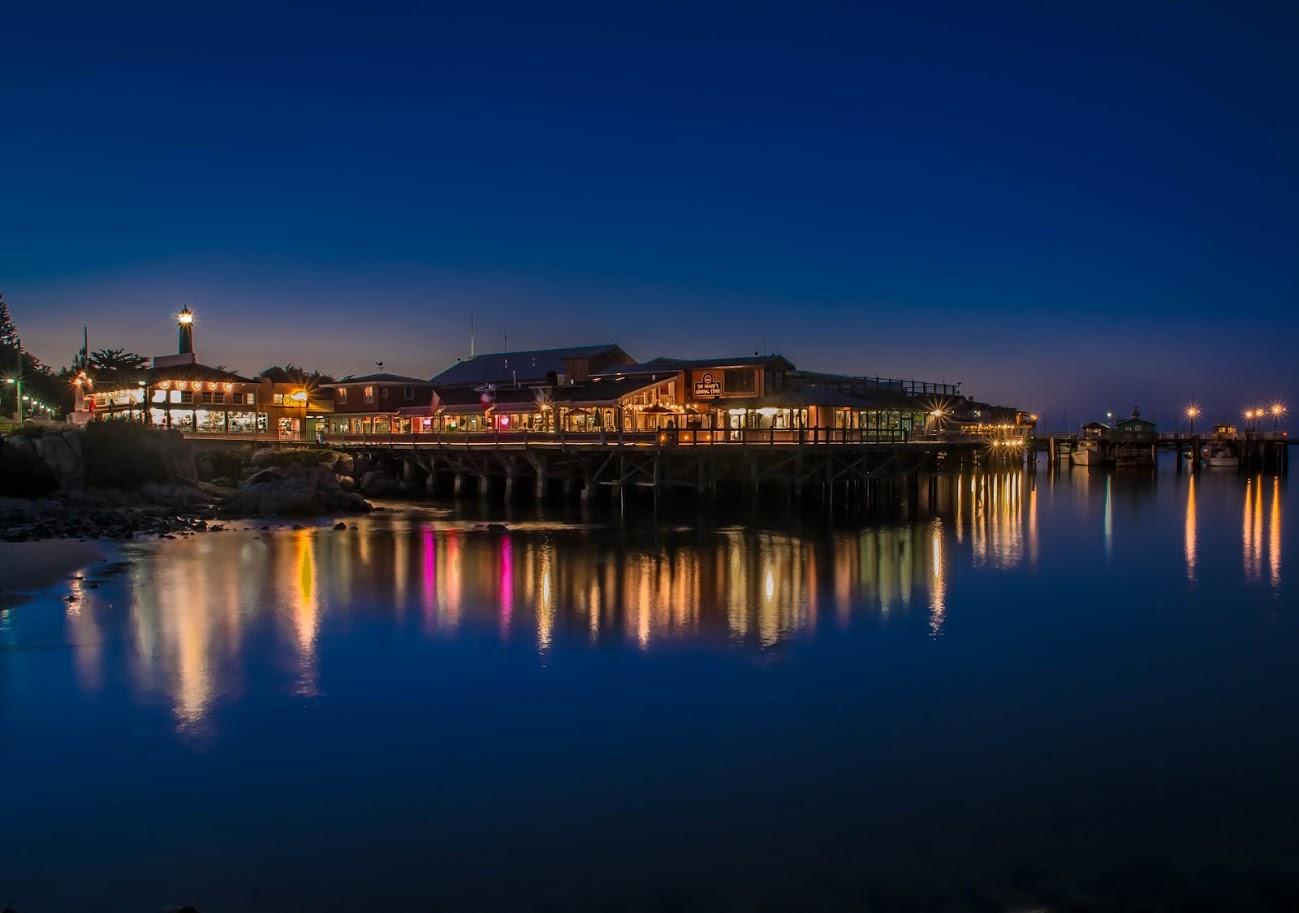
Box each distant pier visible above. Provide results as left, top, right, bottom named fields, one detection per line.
left=1034, top=431, right=1290, bottom=474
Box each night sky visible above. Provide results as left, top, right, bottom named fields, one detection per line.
left=3, top=1, right=1296, bottom=428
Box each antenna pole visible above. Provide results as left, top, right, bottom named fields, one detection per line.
left=470, top=314, right=476, bottom=359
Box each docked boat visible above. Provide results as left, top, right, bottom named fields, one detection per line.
left=1070, top=439, right=1107, bottom=466
left=1203, top=443, right=1239, bottom=469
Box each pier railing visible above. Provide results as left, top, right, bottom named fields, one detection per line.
left=316, top=427, right=1010, bottom=449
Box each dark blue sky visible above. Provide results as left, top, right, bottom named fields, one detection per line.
left=3, top=1, right=1296, bottom=426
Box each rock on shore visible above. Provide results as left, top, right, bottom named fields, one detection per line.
left=0, top=495, right=216, bottom=542
left=219, top=461, right=371, bottom=518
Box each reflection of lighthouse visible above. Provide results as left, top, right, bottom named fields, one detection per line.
left=178, top=306, right=194, bottom=354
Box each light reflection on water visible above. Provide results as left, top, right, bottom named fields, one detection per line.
left=2, top=463, right=1296, bottom=910
left=51, top=470, right=1048, bottom=731
left=34, top=466, right=1288, bottom=738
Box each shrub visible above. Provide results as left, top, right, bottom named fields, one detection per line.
left=0, top=439, right=59, bottom=497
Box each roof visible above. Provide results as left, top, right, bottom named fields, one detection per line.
left=431, top=344, right=632, bottom=386
left=149, top=362, right=249, bottom=383
left=595, top=354, right=795, bottom=375
left=335, top=373, right=430, bottom=385
left=95, top=362, right=251, bottom=391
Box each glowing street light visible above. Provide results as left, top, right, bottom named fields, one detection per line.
left=1272, top=403, right=1286, bottom=431
left=1186, top=405, right=1200, bottom=435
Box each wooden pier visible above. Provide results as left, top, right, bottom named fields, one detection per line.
left=1033, top=431, right=1290, bottom=474
left=304, top=428, right=1027, bottom=509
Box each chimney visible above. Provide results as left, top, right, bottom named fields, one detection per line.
left=178, top=307, right=195, bottom=354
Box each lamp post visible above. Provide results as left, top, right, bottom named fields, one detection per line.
left=1272, top=403, right=1285, bottom=432
left=1186, top=405, right=1199, bottom=435
left=12, top=335, right=23, bottom=423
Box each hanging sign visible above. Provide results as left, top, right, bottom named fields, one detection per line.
left=693, top=371, right=722, bottom=397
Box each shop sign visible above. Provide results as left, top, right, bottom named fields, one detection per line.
left=693, top=371, right=722, bottom=397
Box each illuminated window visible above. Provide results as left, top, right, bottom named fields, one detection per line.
left=273, top=393, right=284, bottom=405
left=364, top=386, right=375, bottom=403
left=337, top=387, right=348, bottom=404
left=245, top=392, right=256, bottom=405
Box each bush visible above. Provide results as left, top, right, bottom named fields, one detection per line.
left=0, top=440, right=59, bottom=497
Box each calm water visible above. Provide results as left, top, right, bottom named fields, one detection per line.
left=2, top=462, right=1295, bottom=912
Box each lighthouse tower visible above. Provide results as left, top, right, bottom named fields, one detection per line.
left=152, top=307, right=199, bottom=368
left=178, top=306, right=194, bottom=354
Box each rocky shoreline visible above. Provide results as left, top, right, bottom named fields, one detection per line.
left=1, top=426, right=391, bottom=542
left=0, top=495, right=217, bottom=542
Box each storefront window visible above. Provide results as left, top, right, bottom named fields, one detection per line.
left=228, top=411, right=258, bottom=433
left=171, top=410, right=196, bottom=431
left=196, top=409, right=226, bottom=432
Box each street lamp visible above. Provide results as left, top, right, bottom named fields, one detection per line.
left=1272, top=403, right=1286, bottom=432
left=1186, top=405, right=1200, bottom=435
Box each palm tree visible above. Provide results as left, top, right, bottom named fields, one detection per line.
left=259, top=364, right=337, bottom=385
left=90, top=348, right=149, bottom=371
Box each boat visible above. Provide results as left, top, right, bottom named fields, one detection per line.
left=1070, top=439, right=1107, bottom=466
left=1203, top=443, right=1239, bottom=469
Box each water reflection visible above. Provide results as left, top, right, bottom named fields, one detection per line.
left=1271, top=477, right=1283, bottom=587
left=1240, top=474, right=1284, bottom=588
left=1185, top=475, right=1197, bottom=584
left=45, top=470, right=1044, bottom=731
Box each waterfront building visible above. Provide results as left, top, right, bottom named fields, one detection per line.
left=319, top=373, right=438, bottom=436
left=80, top=313, right=1032, bottom=444
left=87, top=310, right=321, bottom=440
left=1116, top=407, right=1157, bottom=438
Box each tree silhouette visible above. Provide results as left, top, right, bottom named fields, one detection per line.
left=0, top=292, right=17, bottom=349
left=89, top=348, right=149, bottom=371
left=258, top=364, right=336, bottom=385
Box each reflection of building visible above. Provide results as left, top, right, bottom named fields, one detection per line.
left=86, top=310, right=321, bottom=440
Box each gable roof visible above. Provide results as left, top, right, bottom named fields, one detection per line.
left=431, top=344, right=632, bottom=386
left=595, top=354, right=795, bottom=375
left=335, top=373, right=430, bottom=385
